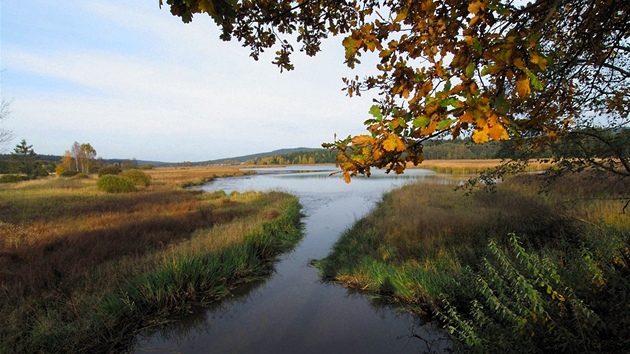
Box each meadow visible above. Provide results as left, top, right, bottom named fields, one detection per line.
left=0, top=166, right=302, bottom=353
left=315, top=166, right=630, bottom=353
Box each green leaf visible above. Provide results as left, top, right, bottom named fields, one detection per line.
left=473, top=39, right=483, bottom=55
left=437, top=119, right=456, bottom=130
left=369, top=105, right=383, bottom=120
left=413, top=117, right=431, bottom=128
left=490, top=94, right=511, bottom=115
left=465, top=62, right=476, bottom=78
left=526, top=69, right=543, bottom=91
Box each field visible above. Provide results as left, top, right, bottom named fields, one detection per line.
left=410, top=158, right=552, bottom=174
left=315, top=168, right=630, bottom=353
left=0, top=166, right=302, bottom=353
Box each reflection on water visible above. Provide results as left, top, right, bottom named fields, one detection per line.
left=134, top=165, right=454, bottom=354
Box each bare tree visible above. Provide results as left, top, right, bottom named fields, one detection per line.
left=0, top=99, right=14, bottom=152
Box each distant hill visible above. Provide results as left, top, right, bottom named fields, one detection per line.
left=197, top=147, right=323, bottom=165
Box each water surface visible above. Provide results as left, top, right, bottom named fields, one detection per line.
left=134, top=166, right=453, bottom=353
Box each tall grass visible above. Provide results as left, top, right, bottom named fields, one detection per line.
left=314, top=171, right=630, bottom=352
left=0, top=168, right=303, bottom=353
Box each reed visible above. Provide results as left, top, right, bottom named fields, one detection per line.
left=412, top=159, right=552, bottom=174
left=0, top=168, right=303, bottom=353
left=315, top=171, right=630, bottom=351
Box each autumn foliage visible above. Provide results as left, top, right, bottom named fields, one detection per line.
left=162, top=0, right=629, bottom=182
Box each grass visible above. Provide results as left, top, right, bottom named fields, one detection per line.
left=314, top=170, right=630, bottom=352
left=412, top=159, right=551, bottom=174
left=0, top=166, right=302, bottom=353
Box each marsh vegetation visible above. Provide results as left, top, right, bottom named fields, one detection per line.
left=0, top=167, right=302, bottom=353
left=315, top=170, right=630, bottom=352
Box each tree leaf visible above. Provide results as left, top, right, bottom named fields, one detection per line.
left=369, top=105, right=383, bottom=120
left=413, top=116, right=431, bottom=128
left=465, top=62, right=476, bottom=78
left=515, top=75, right=531, bottom=98
left=526, top=70, right=543, bottom=91
left=382, top=134, right=406, bottom=152
left=437, top=118, right=456, bottom=130
left=352, top=134, right=374, bottom=145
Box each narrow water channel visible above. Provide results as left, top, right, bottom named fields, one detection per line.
left=134, top=166, right=453, bottom=353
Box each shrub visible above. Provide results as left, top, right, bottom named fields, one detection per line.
left=97, top=175, right=137, bottom=193
left=71, top=173, right=89, bottom=179
left=55, top=165, right=66, bottom=176
left=98, top=165, right=121, bottom=177
left=121, top=169, right=151, bottom=187
left=59, top=170, right=79, bottom=178
left=0, top=174, right=27, bottom=183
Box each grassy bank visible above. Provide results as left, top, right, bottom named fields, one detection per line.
left=314, top=171, right=630, bottom=353
left=0, top=167, right=302, bottom=353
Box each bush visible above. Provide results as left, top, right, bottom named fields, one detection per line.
left=59, top=170, right=79, bottom=178
left=71, top=173, right=89, bottom=179
left=0, top=174, right=27, bottom=183
left=120, top=169, right=151, bottom=187
left=97, top=175, right=137, bottom=193
left=55, top=165, right=66, bottom=176
left=98, top=165, right=121, bottom=177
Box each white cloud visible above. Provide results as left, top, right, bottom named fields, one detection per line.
left=2, top=0, right=376, bottom=161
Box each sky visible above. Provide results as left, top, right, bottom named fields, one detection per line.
left=0, top=1, right=377, bottom=162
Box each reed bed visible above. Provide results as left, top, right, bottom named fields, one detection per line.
left=315, top=171, right=630, bottom=352
left=0, top=167, right=302, bottom=353
left=412, top=159, right=552, bottom=174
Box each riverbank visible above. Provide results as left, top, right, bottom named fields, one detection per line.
left=314, top=171, right=630, bottom=352
left=0, top=167, right=303, bottom=353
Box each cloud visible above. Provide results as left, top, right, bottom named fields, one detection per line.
left=2, top=0, right=375, bottom=161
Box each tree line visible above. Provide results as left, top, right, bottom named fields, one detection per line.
left=0, top=139, right=146, bottom=180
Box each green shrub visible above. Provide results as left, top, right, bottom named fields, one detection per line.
left=0, top=174, right=27, bottom=183
left=59, top=170, right=79, bottom=178
left=98, top=165, right=121, bottom=177
left=97, top=175, right=137, bottom=193
left=71, top=173, right=89, bottom=179
left=120, top=169, right=151, bottom=187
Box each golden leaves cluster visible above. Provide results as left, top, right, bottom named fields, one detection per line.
left=329, top=0, right=566, bottom=178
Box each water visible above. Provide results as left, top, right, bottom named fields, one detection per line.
left=134, top=166, right=453, bottom=353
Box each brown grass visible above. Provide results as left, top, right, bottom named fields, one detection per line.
left=410, top=159, right=552, bottom=173
left=144, top=165, right=252, bottom=186
left=0, top=167, right=280, bottom=311
left=0, top=166, right=306, bottom=352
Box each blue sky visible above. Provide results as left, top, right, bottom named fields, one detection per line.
left=1, top=1, right=375, bottom=162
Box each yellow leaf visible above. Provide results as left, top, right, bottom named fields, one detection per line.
left=530, top=52, right=547, bottom=70
left=343, top=171, right=351, bottom=183
left=382, top=134, right=406, bottom=152
left=468, top=15, right=481, bottom=27
left=515, top=74, right=531, bottom=98
left=513, top=57, right=525, bottom=70
left=372, top=147, right=383, bottom=160
left=488, top=121, right=509, bottom=140
left=395, top=10, right=407, bottom=23
left=352, top=134, right=374, bottom=145
left=460, top=110, right=474, bottom=124
left=468, top=0, right=484, bottom=14
left=472, top=128, right=489, bottom=143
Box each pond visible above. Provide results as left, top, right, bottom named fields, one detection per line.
left=133, top=165, right=455, bottom=353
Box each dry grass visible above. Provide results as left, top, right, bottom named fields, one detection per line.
left=0, top=167, right=302, bottom=353
left=317, top=170, right=630, bottom=308
left=145, top=165, right=254, bottom=187
left=411, top=159, right=552, bottom=174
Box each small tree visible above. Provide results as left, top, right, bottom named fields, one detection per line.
left=69, top=142, right=97, bottom=174
left=11, top=139, right=36, bottom=177
left=80, top=143, right=97, bottom=174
